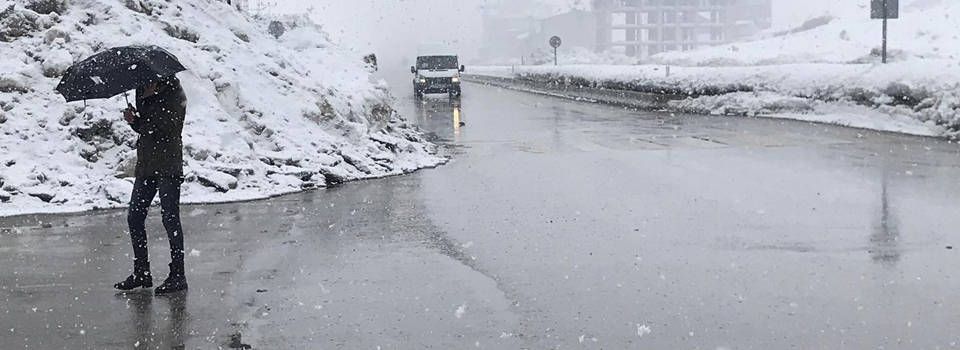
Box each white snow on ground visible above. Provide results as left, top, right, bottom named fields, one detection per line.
left=471, top=0, right=960, bottom=138
left=0, top=0, right=443, bottom=216
left=652, top=0, right=960, bottom=66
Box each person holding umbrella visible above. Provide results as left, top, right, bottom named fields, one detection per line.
left=57, top=45, right=189, bottom=294
left=118, top=74, right=189, bottom=294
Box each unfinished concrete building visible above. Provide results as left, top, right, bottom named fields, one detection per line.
left=593, top=0, right=772, bottom=57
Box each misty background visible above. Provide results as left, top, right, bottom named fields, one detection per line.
left=272, top=0, right=873, bottom=68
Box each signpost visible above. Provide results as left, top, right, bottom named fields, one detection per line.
left=549, top=36, right=562, bottom=66
left=871, top=0, right=899, bottom=63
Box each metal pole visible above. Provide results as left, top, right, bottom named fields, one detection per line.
left=554, top=47, right=558, bottom=66
left=882, top=0, right=888, bottom=63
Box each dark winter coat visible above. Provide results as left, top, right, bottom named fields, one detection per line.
left=130, top=76, right=186, bottom=178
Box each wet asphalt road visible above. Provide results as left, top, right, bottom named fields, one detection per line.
left=3, top=76, right=960, bottom=350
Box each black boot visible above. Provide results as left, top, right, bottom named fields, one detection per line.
left=155, top=262, right=188, bottom=295
left=115, top=261, right=152, bottom=291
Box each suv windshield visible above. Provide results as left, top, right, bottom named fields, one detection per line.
left=416, top=56, right=458, bottom=70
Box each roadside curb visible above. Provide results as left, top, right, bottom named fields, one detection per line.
left=462, top=74, right=685, bottom=110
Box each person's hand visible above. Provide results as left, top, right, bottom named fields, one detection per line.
left=124, top=108, right=137, bottom=123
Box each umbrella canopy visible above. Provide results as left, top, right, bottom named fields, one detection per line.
left=56, top=45, right=187, bottom=102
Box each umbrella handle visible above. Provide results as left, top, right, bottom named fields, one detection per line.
left=124, top=92, right=136, bottom=112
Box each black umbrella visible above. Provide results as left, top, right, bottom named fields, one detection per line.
left=56, top=45, right=186, bottom=102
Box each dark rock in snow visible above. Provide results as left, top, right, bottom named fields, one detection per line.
left=74, top=118, right=115, bottom=142
left=163, top=22, right=199, bottom=43
left=266, top=168, right=315, bottom=181
left=0, top=76, right=28, bottom=93
left=232, top=30, right=249, bottom=42
left=123, top=0, right=153, bottom=15
left=104, top=187, right=128, bottom=203
left=199, top=44, right=220, bottom=53
left=319, top=169, right=345, bottom=187
left=195, top=170, right=238, bottom=193
left=0, top=3, right=14, bottom=20
left=25, top=0, right=68, bottom=15
left=28, top=191, right=55, bottom=203
left=211, top=165, right=253, bottom=178
left=1, top=2, right=59, bottom=42
left=258, top=156, right=300, bottom=167
left=0, top=190, right=10, bottom=203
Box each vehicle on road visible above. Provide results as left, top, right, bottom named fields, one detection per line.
left=411, top=55, right=465, bottom=100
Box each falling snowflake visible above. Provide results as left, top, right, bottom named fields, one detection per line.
left=637, top=324, right=652, bottom=338
left=455, top=304, right=466, bottom=319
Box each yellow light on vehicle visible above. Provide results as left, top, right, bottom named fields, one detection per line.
left=451, top=76, right=460, bottom=83
left=419, top=77, right=426, bottom=83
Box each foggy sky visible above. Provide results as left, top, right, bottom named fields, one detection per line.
left=274, top=0, right=868, bottom=65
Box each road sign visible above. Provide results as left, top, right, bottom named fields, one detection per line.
left=871, top=0, right=899, bottom=19
left=549, top=36, right=562, bottom=49
left=870, top=0, right=898, bottom=63
left=549, top=36, right=562, bottom=66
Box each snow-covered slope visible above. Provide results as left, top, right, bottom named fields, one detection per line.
left=0, top=0, right=443, bottom=216
left=653, top=0, right=960, bottom=66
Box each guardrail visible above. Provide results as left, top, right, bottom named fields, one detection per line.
left=462, top=74, right=685, bottom=110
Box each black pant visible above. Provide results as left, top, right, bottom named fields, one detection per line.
left=128, top=177, right=185, bottom=269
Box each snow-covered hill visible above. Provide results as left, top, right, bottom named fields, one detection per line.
left=0, top=0, right=443, bottom=216
left=653, top=0, right=960, bottom=66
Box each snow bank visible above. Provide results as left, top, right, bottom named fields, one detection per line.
left=652, top=0, right=960, bottom=66
left=0, top=0, right=443, bottom=216
left=472, top=62, right=959, bottom=137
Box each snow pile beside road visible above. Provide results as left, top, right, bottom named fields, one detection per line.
left=0, top=0, right=443, bottom=216
left=472, top=63, right=959, bottom=137
left=651, top=0, right=960, bottom=66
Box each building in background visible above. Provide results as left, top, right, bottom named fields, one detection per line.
left=479, top=0, right=561, bottom=63
left=592, top=0, right=772, bottom=57
left=539, top=9, right=598, bottom=53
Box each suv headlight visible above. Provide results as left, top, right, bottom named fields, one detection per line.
left=418, top=76, right=426, bottom=83
left=451, top=76, right=460, bottom=83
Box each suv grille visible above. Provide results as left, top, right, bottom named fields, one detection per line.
left=425, top=77, right=451, bottom=84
